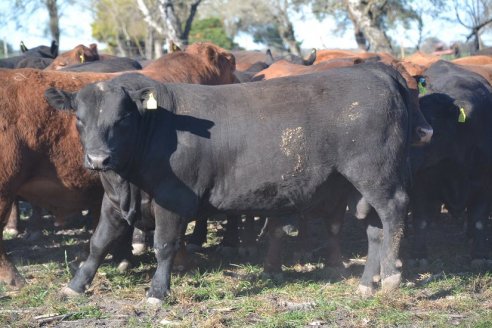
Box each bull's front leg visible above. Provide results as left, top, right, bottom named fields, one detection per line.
left=63, top=193, right=130, bottom=296
left=147, top=205, right=186, bottom=303
left=0, top=196, right=24, bottom=287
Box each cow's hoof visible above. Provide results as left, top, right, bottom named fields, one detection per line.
left=132, top=243, right=147, bottom=256
left=471, top=258, right=488, bottom=269
left=24, top=231, right=43, bottom=242
left=217, top=246, right=236, bottom=258
left=186, top=243, right=202, bottom=253
left=3, top=228, right=19, bottom=237
left=117, top=259, right=132, bottom=273
left=381, top=273, right=401, bottom=293
left=60, top=286, right=82, bottom=298
left=146, top=297, right=163, bottom=306
left=261, top=272, right=284, bottom=282
left=357, top=284, right=375, bottom=298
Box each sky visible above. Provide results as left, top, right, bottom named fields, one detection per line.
left=0, top=2, right=489, bottom=54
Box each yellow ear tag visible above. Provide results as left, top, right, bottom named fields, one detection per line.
left=79, top=54, right=85, bottom=63
left=458, top=107, right=466, bottom=123
left=145, top=93, right=158, bottom=110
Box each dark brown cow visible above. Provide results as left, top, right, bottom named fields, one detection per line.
left=45, top=44, right=100, bottom=70
left=0, top=42, right=237, bottom=288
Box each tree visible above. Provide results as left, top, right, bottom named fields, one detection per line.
left=454, top=0, right=492, bottom=51
left=202, top=0, right=302, bottom=55
left=92, top=0, right=148, bottom=57
left=136, top=0, right=203, bottom=49
left=310, top=0, right=443, bottom=52
left=9, top=0, right=64, bottom=44
left=188, top=17, right=235, bottom=49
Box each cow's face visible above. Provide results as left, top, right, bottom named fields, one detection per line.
left=413, top=93, right=464, bottom=168
left=45, top=82, right=151, bottom=172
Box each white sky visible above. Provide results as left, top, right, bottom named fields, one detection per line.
left=0, top=2, right=490, bottom=53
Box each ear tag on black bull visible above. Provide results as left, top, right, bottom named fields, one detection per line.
left=417, top=77, right=427, bottom=95
left=458, top=107, right=466, bottom=123
left=145, top=93, right=158, bottom=110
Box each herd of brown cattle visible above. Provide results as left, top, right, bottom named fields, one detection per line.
left=0, top=41, right=489, bottom=291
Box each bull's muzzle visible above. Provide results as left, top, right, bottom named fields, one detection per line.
left=86, top=153, right=111, bottom=170
left=416, top=126, right=433, bottom=145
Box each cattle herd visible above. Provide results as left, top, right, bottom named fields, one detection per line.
left=0, top=40, right=491, bottom=304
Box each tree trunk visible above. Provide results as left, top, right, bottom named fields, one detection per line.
left=275, top=6, right=301, bottom=56
left=154, top=38, right=163, bottom=58
left=354, top=28, right=368, bottom=51
left=45, top=0, right=60, bottom=44
left=344, top=0, right=392, bottom=53
left=158, top=0, right=183, bottom=49
left=146, top=26, right=154, bottom=60
left=181, top=0, right=202, bottom=43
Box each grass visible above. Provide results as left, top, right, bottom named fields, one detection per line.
left=1, top=215, right=492, bottom=327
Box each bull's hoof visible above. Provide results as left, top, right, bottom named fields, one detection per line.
left=146, top=297, right=163, bottom=306
left=0, top=267, right=25, bottom=288
left=185, top=243, right=202, bottom=253
left=60, top=286, right=82, bottom=298
left=132, top=243, right=147, bottom=256
left=238, top=246, right=258, bottom=258
left=3, top=228, right=19, bottom=238
left=381, top=273, right=401, bottom=293
left=357, top=284, right=375, bottom=298
left=117, top=259, right=132, bottom=273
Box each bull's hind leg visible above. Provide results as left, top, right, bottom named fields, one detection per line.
left=0, top=197, right=24, bottom=287
left=64, top=193, right=130, bottom=295
left=347, top=177, right=408, bottom=294
left=4, top=200, right=19, bottom=236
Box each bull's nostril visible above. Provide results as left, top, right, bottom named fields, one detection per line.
left=86, top=154, right=110, bottom=169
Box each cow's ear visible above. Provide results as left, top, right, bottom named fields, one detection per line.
left=125, top=87, right=158, bottom=114
left=50, top=40, right=59, bottom=57
left=20, top=41, right=28, bottom=53
left=265, top=49, right=274, bottom=65
left=45, top=88, right=75, bottom=111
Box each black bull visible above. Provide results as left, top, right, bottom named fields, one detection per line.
left=46, top=63, right=416, bottom=302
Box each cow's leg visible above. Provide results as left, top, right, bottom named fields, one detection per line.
left=64, top=193, right=129, bottom=295
left=222, top=215, right=239, bottom=247
left=468, top=188, right=490, bottom=262
left=4, top=200, right=19, bottom=236
left=0, top=196, right=24, bottom=287
left=373, top=189, right=407, bottom=293
left=411, top=197, right=441, bottom=264
left=358, top=210, right=382, bottom=296
left=239, top=215, right=258, bottom=257
left=147, top=206, right=185, bottom=302
left=263, top=217, right=285, bottom=275
left=132, top=227, right=148, bottom=255
left=23, top=204, right=44, bottom=241
left=324, top=200, right=346, bottom=267
left=186, top=218, right=207, bottom=251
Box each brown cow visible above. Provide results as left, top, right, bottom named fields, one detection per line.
left=0, top=42, right=237, bottom=288
left=45, top=44, right=100, bottom=70
left=452, top=55, right=492, bottom=66
left=403, top=51, right=440, bottom=68
left=252, top=57, right=363, bottom=81
left=314, top=49, right=394, bottom=64
left=455, top=63, right=492, bottom=85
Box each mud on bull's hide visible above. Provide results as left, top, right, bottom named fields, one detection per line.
left=280, top=127, right=306, bottom=177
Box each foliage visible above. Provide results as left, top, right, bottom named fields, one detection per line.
left=188, top=17, right=234, bottom=49
left=91, top=0, right=147, bottom=55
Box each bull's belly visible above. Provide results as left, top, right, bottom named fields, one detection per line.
left=17, top=177, right=101, bottom=212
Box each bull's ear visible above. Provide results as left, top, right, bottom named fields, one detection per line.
left=265, top=49, right=274, bottom=65
left=125, top=87, right=158, bottom=114
left=20, top=41, right=28, bottom=53
left=303, top=48, right=316, bottom=65
left=45, top=87, right=75, bottom=111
